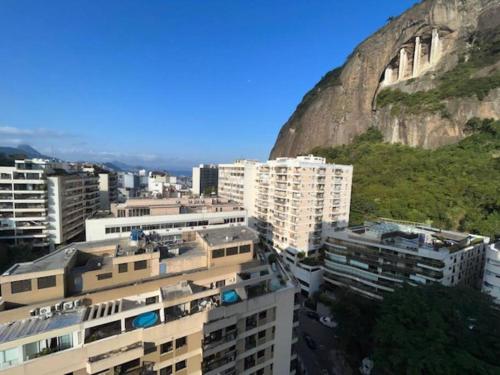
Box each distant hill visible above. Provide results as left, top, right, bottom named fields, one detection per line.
left=0, top=144, right=52, bottom=159
left=103, top=161, right=146, bottom=172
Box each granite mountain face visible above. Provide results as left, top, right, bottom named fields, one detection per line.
left=270, top=0, right=500, bottom=158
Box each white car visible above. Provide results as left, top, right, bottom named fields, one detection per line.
left=319, top=316, right=337, bottom=328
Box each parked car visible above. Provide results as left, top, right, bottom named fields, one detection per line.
left=319, top=316, right=337, bottom=328
left=303, top=333, right=317, bottom=350
left=306, top=310, right=319, bottom=321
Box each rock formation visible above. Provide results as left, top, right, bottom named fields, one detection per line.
left=270, top=0, right=500, bottom=158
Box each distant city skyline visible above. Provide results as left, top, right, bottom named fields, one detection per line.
left=0, top=0, right=416, bottom=169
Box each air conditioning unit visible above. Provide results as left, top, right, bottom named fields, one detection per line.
left=54, top=302, right=62, bottom=311
left=63, top=301, right=74, bottom=310
left=45, top=311, right=53, bottom=319
left=74, top=299, right=81, bottom=307
left=39, top=306, right=52, bottom=315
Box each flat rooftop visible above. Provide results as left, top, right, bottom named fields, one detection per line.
left=338, top=219, right=488, bottom=253
left=198, top=226, right=258, bottom=247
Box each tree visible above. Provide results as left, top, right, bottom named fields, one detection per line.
left=373, top=284, right=500, bottom=374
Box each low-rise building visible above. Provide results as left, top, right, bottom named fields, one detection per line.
left=323, top=219, right=489, bottom=300
left=0, top=226, right=299, bottom=375
left=85, top=209, right=247, bottom=242
left=482, top=241, right=500, bottom=304
left=110, top=197, right=242, bottom=218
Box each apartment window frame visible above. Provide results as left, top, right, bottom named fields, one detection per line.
left=226, top=246, right=238, bottom=256
left=11, top=279, right=32, bottom=294
left=134, top=260, right=147, bottom=271
left=212, top=249, right=224, bottom=259
left=97, top=272, right=112, bottom=281
left=175, top=336, right=187, bottom=349
left=118, top=263, right=128, bottom=273
left=37, top=275, right=56, bottom=289
left=175, top=360, right=186, bottom=371
left=239, top=244, right=251, bottom=254
left=160, top=341, right=173, bottom=354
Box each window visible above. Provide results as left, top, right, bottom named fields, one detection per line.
left=160, top=341, right=173, bottom=354
left=257, top=349, right=265, bottom=358
left=11, top=279, right=31, bottom=294
left=175, top=336, right=187, bottom=349
left=216, top=280, right=225, bottom=288
left=258, top=310, right=267, bottom=320
left=97, top=273, right=112, bottom=280
left=258, top=330, right=266, bottom=339
left=134, top=260, right=147, bottom=270
left=212, top=249, right=224, bottom=258
left=239, top=244, right=251, bottom=254
left=37, top=275, right=56, bottom=289
left=175, top=360, right=186, bottom=371
left=118, top=263, right=128, bottom=273
left=160, top=366, right=173, bottom=375
left=226, top=246, right=238, bottom=256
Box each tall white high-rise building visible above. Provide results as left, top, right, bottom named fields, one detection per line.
left=217, top=156, right=353, bottom=294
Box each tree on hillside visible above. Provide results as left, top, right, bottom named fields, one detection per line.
left=373, top=284, right=500, bottom=375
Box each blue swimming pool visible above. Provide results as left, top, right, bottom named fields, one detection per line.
left=132, top=311, right=158, bottom=329
left=222, top=290, right=239, bottom=304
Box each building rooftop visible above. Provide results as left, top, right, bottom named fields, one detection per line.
left=3, top=246, right=79, bottom=276
left=0, top=307, right=86, bottom=343
left=198, top=226, right=258, bottom=247
left=336, top=219, right=488, bottom=253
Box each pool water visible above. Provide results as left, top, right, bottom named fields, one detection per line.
left=132, top=311, right=158, bottom=328
left=222, top=290, right=239, bottom=304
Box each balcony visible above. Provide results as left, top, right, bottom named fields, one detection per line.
left=86, top=342, right=144, bottom=375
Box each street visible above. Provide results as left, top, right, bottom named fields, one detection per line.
left=296, top=305, right=353, bottom=375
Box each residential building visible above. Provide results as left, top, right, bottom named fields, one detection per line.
left=97, top=172, right=119, bottom=211
left=254, top=155, right=352, bottom=295
left=323, top=219, right=489, bottom=300
left=0, top=159, right=99, bottom=248
left=111, top=197, right=242, bottom=218
left=218, top=160, right=258, bottom=216
left=85, top=210, right=247, bottom=242
left=192, top=164, right=218, bottom=196
left=482, top=241, right=500, bottom=304
left=117, top=172, right=141, bottom=200
left=47, top=171, right=100, bottom=245
left=0, top=226, right=299, bottom=375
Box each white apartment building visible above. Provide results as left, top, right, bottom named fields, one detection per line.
left=0, top=159, right=100, bottom=248
left=85, top=210, right=248, bottom=242
left=217, top=156, right=353, bottom=295
left=323, top=219, right=489, bottom=300
left=483, top=241, right=500, bottom=304
left=218, top=160, right=258, bottom=217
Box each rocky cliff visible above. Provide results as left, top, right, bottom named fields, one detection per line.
left=270, top=0, right=500, bottom=158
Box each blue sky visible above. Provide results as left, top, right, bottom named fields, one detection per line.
left=0, top=0, right=416, bottom=170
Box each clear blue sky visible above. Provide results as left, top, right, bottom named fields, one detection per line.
left=0, top=0, right=416, bottom=170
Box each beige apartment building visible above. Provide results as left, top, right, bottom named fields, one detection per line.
left=0, top=159, right=99, bottom=248
left=111, top=198, right=242, bottom=218
left=0, top=226, right=299, bottom=375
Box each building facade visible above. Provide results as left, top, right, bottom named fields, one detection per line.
left=98, top=172, right=118, bottom=211
left=323, top=219, right=489, bottom=300
left=0, top=226, right=299, bottom=375
left=482, top=241, right=500, bottom=304
left=218, top=160, right=258, bottom=216
left=0, top=159, right=99, bottom=248
left=85, top=210, right=247, bottom=242
left=192, top=165, right=218, bottom=196
left=111, top=197, right=242, bottom=218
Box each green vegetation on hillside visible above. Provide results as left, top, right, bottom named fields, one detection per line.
left=311, top=119, right=500, bottom=237
left=377, top=27, right=500, bottom=116
left=373, top=284, right=500, bottom=374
